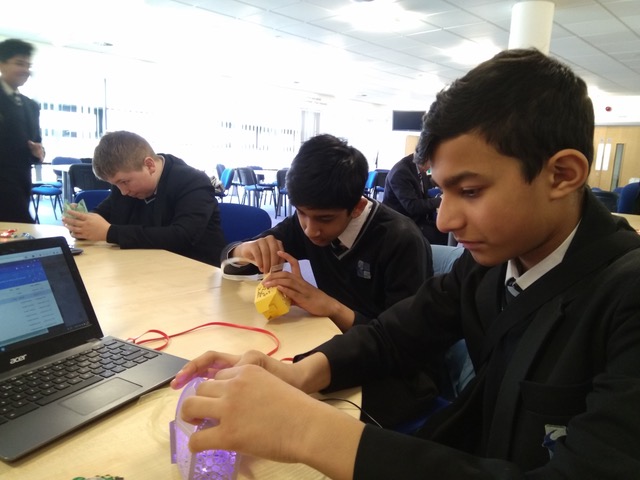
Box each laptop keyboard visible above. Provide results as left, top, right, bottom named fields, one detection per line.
left=0, top=339, right=159, bottom=425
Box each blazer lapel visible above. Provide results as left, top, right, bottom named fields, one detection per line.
left=485, top=297, right=563, bottom=457
left=484, top=228, right=640, bottom=457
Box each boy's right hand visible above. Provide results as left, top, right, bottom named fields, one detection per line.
left=170, top=349, right=297, bottom=390
left=232, top=235, right=284, bottom=273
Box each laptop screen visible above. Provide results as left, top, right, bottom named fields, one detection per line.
left=0, top=237, right=103, bottom=374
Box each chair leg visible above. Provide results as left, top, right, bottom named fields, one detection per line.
left=50, top=195, right=59, bottom=219
left=32, top=195, right=41, bottom=224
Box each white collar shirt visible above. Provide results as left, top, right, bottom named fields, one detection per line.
left=337, top=197, right=373, bottom=249
left=505, top=223, right=580, bottom=291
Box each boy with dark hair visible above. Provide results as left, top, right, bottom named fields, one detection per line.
left=62, top=130, right=226, bottom=266
left=0, top=38, right=45, bottom=223
left=173, top=48, right=640, bottom=479
left=223, top=133, right=436, bottom=428
left=223, top=133, right=432, bottom=333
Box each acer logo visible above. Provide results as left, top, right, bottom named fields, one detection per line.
left=9, top=354, right=27, bottom=365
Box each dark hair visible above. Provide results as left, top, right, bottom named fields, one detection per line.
left=0, top=39, right=34, bottom=62
left=286, top=134, right=369, bottom=211
left=418, top=48, right=595, bottom=182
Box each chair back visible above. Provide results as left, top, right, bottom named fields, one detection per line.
left=592, top=190, right=619, bottom=212
left=73, top=190, right=111, bottom=211
left=51, top=157, right=82, bottom=178
left=216, top=163, right=226, bottom=178
left=276, top=168, right=288, bottom=191
left=364, top=171, right=377, bottom=195
left=237, top=167, right=259, bottom=187
left=218, top=203, right=272, bottom=243
left=68, top=163, right=111, bottom=192
left=374, top=169, right=388, bottom=197
left=220, top=168, right=235, bottom=190
left=617, top=182, right=640, bottom=214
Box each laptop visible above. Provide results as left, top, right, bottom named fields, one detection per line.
left=0, top=236, right=188, bottom=462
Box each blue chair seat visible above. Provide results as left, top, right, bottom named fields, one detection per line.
left=32, top=184, right=63, bottom=223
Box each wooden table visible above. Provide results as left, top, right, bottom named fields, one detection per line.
left=613, top=212, right=640, bottom=231
left=0, top=222, right=360, bottom=480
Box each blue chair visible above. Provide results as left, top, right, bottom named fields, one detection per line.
left=31, top=184, right=63, bottom=223
left=215, top=168, right=235, bottom=202
left=73, top=189, right=111, bottom=211
left=218, top=203, right=272, bottom=243
left=237, top=167, right=275, bottom=207
left=617, top=182, right=640, bottom=214
left=364, top=171, right=377, bottom=197
left=364, top=170, right=388, bottom=200
left=374, top=169, right=388, bottom=199
left=275, top=167, right=289, bottom=218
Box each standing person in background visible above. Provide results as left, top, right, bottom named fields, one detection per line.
left=62, top=131, right=226, bottom=266
left=0, top=39, right=45, bottom=223
left=383, top=149, right=448, bottom=245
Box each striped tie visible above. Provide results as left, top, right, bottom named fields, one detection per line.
left=504, top=277, right=522, bottom=307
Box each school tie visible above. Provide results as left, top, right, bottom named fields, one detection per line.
left=330, top=239, right=348, bottom=256
left=418, top=172, right=424, bottom=193
left=503, top=277, right=522, bottom=307
left=13, top=92, right=22, bottom=106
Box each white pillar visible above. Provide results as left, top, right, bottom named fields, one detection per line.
left=508, top=1, right=555, bottom=54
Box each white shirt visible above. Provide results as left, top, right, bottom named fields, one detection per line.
left=337, top=197, right=373, bottom=249
left=0, top=78, right=17, bottom=96
left=505, top=223, right=580, bottom=290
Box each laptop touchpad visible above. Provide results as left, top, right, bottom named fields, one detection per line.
left=61, top=378, right=142, bottom=415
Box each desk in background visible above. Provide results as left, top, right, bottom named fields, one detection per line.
left=614, top=212, right=640, bottom=231
left=0, top=222, right=359, bottom=480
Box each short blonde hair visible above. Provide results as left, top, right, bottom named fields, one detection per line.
left=92, top=131, right=159, bottom=180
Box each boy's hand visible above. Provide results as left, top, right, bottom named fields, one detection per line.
left=231, top=235, right=284, bottom=273
left=263, top=251, right=355, bottom=331
left=63, top=211, right=110, bottom=241
left=171, top=349, right=302, bottom=390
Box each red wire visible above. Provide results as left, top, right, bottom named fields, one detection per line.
left=127, top=322, right=281, bottom=356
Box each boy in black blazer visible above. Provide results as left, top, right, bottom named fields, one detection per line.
left=172, top=49, right=640, bottom=479
left=0, top=39, right=45, bottom=223
left=62, top=131, right=226, bottom=266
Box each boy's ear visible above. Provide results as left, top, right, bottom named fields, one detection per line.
left=546, top=149, right=589, bottom=199
left=143, top=156, right=156, bottom=173
left=350, top=197, right=368, bottom=218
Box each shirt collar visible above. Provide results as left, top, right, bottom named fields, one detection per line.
left=337, top=197, right=373, bottom=249
left=505, top=222, right=580, bottom=290
left=0, top=78, right=17, bottom=96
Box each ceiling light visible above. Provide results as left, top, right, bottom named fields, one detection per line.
left=443, top=41, right=501, bottom=66
left=338, top=0, right=424, bottom=32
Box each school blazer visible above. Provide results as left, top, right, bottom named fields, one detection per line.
left=0, top=88, right=41, bottom=169
left=317, top=190, right=640, bottom=479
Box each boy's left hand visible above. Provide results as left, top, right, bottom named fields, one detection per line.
left=63, top=211, right=110, bottom=241
left=262, top=251, right=335, bottom=318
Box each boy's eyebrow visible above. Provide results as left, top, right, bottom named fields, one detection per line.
left=436, top=171, right=482, bottom=189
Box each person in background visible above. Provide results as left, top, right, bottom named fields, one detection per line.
left=222, top=133, right=436, bottom=427
left=62, top=131, right=225, bottom=266
left=171, top=49, right=640, bottom=479
left=383, top=148, right=449, bottom=245
left=0, top=39, right=45, bottom=223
